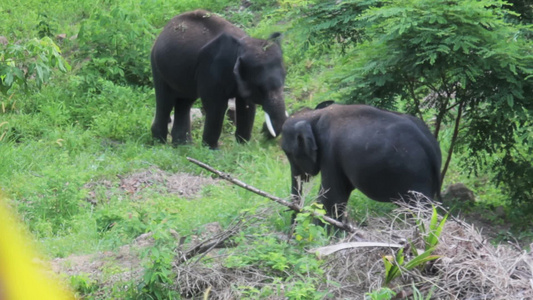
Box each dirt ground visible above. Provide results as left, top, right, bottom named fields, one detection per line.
left=83, top=167, right=218, bottom=204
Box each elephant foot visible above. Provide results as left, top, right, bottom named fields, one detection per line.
left=235, top=134, right=250, bottom=144
left=152, top=135, right=168, bottom=144
left=171, top=137, right=192, bottom=148
left=151, top=124, right=168, bottom=144
left=202, top=140, right=220, bottom=150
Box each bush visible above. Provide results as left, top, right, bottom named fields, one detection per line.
left=0, top=37, right=70, bottom=96
left=76, top=5, right=156, bottom=88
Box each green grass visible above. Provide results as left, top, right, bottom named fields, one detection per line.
left=0, top=0, right=522, bottom=251
left=1, top=0, right=530, bottom=298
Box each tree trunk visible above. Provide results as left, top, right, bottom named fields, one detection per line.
left=441, top=100, right=464, bottom=181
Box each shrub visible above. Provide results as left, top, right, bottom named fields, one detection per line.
left=0, top=37, right=70, bottom=96
left=76, top=5, right=156, bottom=88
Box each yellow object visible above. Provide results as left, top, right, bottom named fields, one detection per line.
left=0, top=193, right=73, bottom=300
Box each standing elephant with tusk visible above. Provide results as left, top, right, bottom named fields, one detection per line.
left=150, top=9, right=287, bottom=149
left=281, top=102, right=442, bottom=220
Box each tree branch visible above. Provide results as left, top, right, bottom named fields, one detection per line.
left=187, top=157, right=357, bottom=234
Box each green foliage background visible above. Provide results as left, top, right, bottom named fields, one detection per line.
left=1, top=0, right=531, bottom=298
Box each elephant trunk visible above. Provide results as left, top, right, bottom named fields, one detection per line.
left=290, top=171, right=311, bottom=207
left=262, top=89, right=287, bottom=138
left=291, top=174, right=302, bottom=204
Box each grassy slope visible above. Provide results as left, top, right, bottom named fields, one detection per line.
left=1, top=0, right=528, bottom=297
left=0, top=0, right=514, bottom=252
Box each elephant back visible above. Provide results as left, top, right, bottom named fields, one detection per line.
left=162, top=10, right=247, bottom=47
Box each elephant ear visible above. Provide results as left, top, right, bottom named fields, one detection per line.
left=314, top=100, right=335, bottom=110
left=233, top=57, right=252, bottom=98
left=197, top=33, right=241, bottom=94
left=294, top=120, right=318, bottom=175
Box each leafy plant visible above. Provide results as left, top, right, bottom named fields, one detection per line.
left=0, top=37, right=70, bottom=96
left=287, top=0, right=378, bottom=52
left=382, top=206, right=446, bottom=285
left=70, top=274, right=99, bottom=297
left=136, top=221, right=180, bottom=300
left=76, top=5, right=156, bottom=88
left=284, top=280, right=327, bottom=300
left=293, top=203, right=328, bottom=246
left=36, top=13, right=57, bottom=38
left=365, top=287, right=396, bottom=300
left=224, top=215, right=329, bottom=299
left=382, top=247, right=440, bottom=286
left=415, top=206, right=449, bottom=252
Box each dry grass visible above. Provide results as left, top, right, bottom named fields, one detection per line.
left=174, top=199, right=533, bottom=299
left=174, top=207, right=282, bottom=299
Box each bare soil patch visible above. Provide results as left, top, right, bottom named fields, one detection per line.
left=51, top=233, right=152, bottom=288
left=83, top=167, right=218, bottom=204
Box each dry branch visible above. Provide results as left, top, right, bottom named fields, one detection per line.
left=310, top=242, right=403, bottom=259
left=186, top=157, right=357, bottom=233
left=176, top=219, right=241, bottom=265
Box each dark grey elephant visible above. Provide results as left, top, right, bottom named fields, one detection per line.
left=281, top=102, right=442, bottom=219
left=150, top=10, right=287, bottom=149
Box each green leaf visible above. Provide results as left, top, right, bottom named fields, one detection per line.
left=405, top=248, right=441, bottom=270
left=409, top=240, right=419, bottom=256
left=509, top=64, right=516, bottom=74
left=507, top=97, right=514, bottom=108
left=434, top=213, right=449, bottom=243
left=4, top=72, right=13, bottom=86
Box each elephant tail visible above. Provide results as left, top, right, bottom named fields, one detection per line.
left=430, top=149, right=443, bottom=202
left=417, top=130, right=443, bottom=202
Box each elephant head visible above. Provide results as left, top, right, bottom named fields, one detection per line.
left=233, top=33, right=287, bottom=138
left=196, top=32, right=287, bottom=139
left=281, top=101, right=335, bottom=199
left=281, top=117, right=321, bottom=198
left=281, top=102, right=337, bottom=180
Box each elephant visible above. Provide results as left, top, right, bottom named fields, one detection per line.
left=281, top=102, right=442, bottom=220
left=150, top=9, right=287, bottom=149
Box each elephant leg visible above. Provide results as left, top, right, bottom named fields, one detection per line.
left=234, top=97, right=256, bottom=143
left=202, top=98, right=228, bottom=149
left=319, top=174, right=352, bottom=220
left=151, top=88, right=174, bottom=143
left=171, top=98, right=195, bottom=146
left=151, top=71, right=176, bottom=143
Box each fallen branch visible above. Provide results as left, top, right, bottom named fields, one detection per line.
left=187, top=157, right=357, bottom=234
left=176, top=219, right=241, bottom=265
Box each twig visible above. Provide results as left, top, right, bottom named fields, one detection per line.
left=177, top=222, right=240, bottom=265
left=187, top=157, right=357, bottom=233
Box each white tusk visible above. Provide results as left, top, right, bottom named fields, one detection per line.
left=286, top=111, right=289, bottom=117
left=264, top=112, right=276, bottom=137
